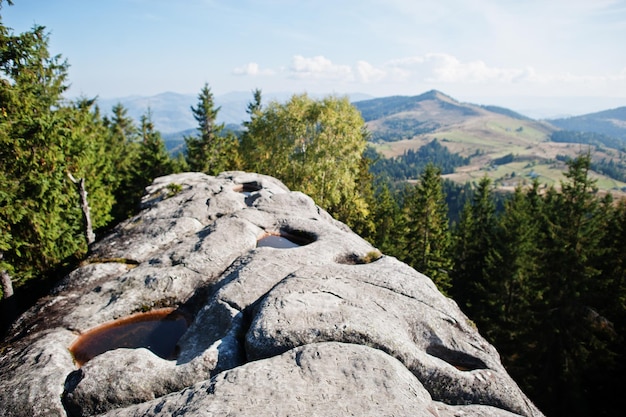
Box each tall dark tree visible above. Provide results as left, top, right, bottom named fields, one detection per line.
left=482, top=184, right=542, bottom=375
left=240, top=88, right=263, bottom=165
left=131, top=110, right=174, bottom=193
left=185, top=83, right=239, bottom=174
left=244, top=88, right=263, bottom=125
left=451, top=176, right=497, bottom=318
left=403, top=164, right=452, bottom=294
left=533, top=154, right=606, bottom=416
left=105, top=103, right=141, bottom=221
left=0, top=17, right=124, bottom=296
left=490, top=185, right=541, bottom=320
left=587, top=198, right=626, bottom=415
left=370, top=181, right=404, bottom=257
left=61, top=98, right=120, bottom=241
left=0, top=22, right=80, bottom=291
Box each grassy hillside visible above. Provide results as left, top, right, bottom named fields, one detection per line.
left=356, top=91, right=626, bottom=194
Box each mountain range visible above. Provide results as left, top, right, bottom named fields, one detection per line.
left=97, top=90, right=626, bottom=194
left=353, top=90, right=626, bottom=192
left=97, top=91, right=373, bottom=134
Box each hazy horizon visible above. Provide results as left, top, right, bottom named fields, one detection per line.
left=6, top=0, right=623, bottom=119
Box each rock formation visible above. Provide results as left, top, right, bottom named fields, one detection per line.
left=0, top=172, right=544, bottom=417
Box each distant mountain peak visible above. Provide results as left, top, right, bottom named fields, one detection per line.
left=417, top=89, right=457, bottom=103
left=354, top=90, right=481, bottom=124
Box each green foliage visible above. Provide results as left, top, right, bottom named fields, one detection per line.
left=451, top=176, right=497, bottom=315
left=403, top=164, right=453, bottom=293
left=136, top=111, right=175, bottom=184
left=592, top=158, right=626, bottom=183
left=481, top=183, right=543, bottom=373
left=375, top=118, right=438, bottom=141
left=166, top=183, right=183, bottom=198
left=1, top=7, right=624, bottom=415
left=443, top=154, right=625, bottom=416
left=369, top=181, right=405, bottom=257
left=369, top=140, right=470, bottom=180
left=529, top=154, right=607, bottom=415
left=241, top=93, right=370, bottom=227
left=492, top=153, right=515, bottom=166
left=0, top=15, right=174, bottom=294
left=104, top=103, right=141, bottom=222
left=62, top=99, right=119, bottom=230
left=185, top=83, right=240, bottom=174
left=368, top=155, right=625, bottom=415
left=551, top=130, right=625, bottom=151
left=1, top=22, right=85, bottom=285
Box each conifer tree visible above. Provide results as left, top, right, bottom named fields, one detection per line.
left=483, top=185, right=542, bottom=359
left=105, top=103, right=141, bottom=221
left=533, top=154, right=606, bottom=416
left=244, top=88, right=263, bottom=126
left=0, top=22, right=82, bottom=289
left=587, top=198, right=626, bottom=413
left=185, top=83, right=239, bottom=174
left=63, top=98, right=120, bottom=230
left=451, top=176, right=497, bottom=317
left=240, top=88, right=263, bottom=167
left=404, top=164, right=452, bottom=293
left=370, top=181, right=404, bottom=257
left=0, top=17, right=135, bottom=296
left=131, top=111, right=174, bottom=194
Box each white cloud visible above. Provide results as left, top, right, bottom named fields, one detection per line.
left=289, top=55, right=353, bottom=80
left=386, top=53, right=534, bottom=84
left=232, top=62, right=274, bottom=76
left=235, top=53, right=626, bottom=100
left=356, top=60, right=386, bottom=83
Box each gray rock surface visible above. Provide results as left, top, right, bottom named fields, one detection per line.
left=0, top=172, right=544, bottom=417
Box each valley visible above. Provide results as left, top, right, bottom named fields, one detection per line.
left=104, top=89, right=626, bottom=195
left=356, top=90, right=626, bottom=194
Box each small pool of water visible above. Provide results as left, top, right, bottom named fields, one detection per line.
left=69, top=308, right=188, bottom=367
left=257, top=235, right=302, bottom=249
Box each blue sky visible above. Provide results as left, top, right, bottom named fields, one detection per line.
left=3, top=0, right=626, bottom=116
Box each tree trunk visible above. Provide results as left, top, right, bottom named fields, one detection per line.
left=0, top=252, right=14, bottom=300
left=1, top=269, right=13, bottom=299
left=68, top=173, right=96, bottom=245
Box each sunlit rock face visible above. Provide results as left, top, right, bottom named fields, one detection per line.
left=0, top=172, right=544, bottom=417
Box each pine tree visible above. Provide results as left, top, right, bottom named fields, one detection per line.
left=0, top=22, right=139, bottom=300
left=370, top=181, right=404, bottom=257
left=0, top=22, right=83, bottom=289
left=451, top=176, right=497, bottom=317
left=131, top=110, right=174, bottom=194
left=240, top=88, right=263, bottom=170
left=403, top=164, right=452, bottom=293
left=533, top=153, right=606, bottom=416
left=580, top=195, right=626, bottom=415
left=105, top=103, right=141, bottom=221
left=244, top=88, right=263, bottom=126
left=185, top=83, right=239, bottom=174
left=483, top=185, right=542, bottom=367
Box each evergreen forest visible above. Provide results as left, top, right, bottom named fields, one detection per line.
left=1, top=4, right=625, bottom=416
